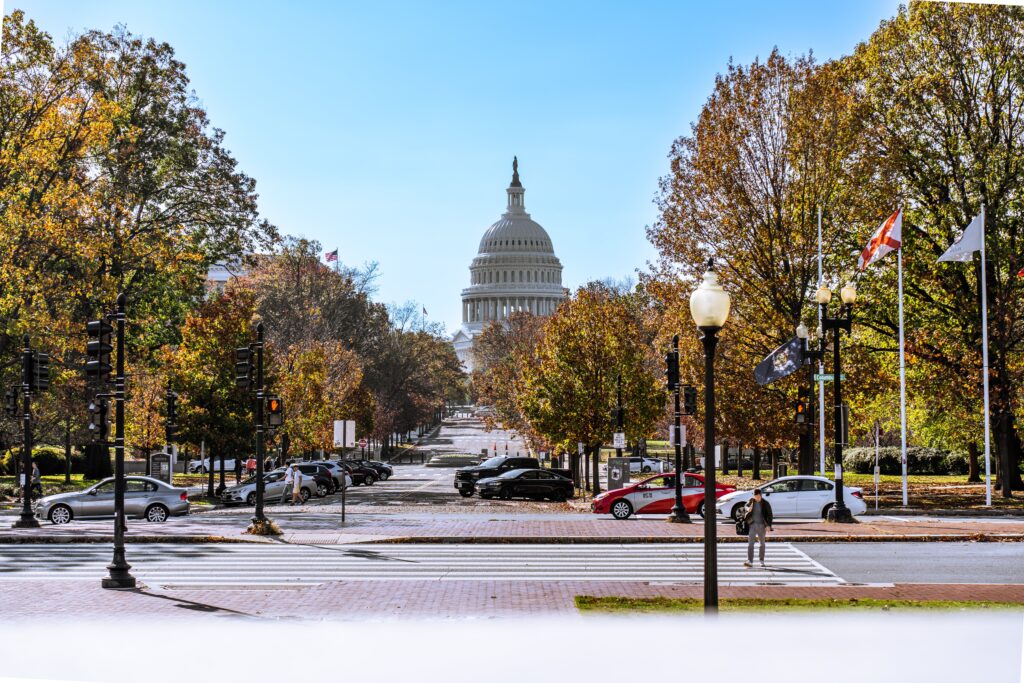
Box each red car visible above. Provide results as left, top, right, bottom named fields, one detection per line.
left=591, top=472, right=735, bottom=520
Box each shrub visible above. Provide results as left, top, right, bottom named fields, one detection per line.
left=843, top=447, right=964, bottom=475
left=1, top=446, right=87, bottom=476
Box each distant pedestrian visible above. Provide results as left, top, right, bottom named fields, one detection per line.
left=290, top=464, right=304, bottom=505
left=280, top=466, right=294, bottom=506
left=264, top=457, right=273, bottom=472
left=246, top=456, right=256, bottom=477
left=743, top=488, right=773, bottom=568
left=30, top=462, right=41, bottom=499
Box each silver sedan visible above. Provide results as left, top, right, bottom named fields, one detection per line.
left=34, top=476, right=190, bottom=525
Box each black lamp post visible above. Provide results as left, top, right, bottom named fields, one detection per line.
left=816, top=281, right=857, bottom=524
left=796, top=323, right=823, bottom=476
left=689, top=259, right=731, bottom=613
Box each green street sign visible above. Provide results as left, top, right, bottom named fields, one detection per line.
left=814, top=373, right=847, bottom=382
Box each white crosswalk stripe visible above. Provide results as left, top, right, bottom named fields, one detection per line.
left=0, top=543, right=843, bottom=587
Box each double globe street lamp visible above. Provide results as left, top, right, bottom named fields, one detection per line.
left=689, top=259, right=731, bottom=612
left=815, top=281, right=857, bottom=524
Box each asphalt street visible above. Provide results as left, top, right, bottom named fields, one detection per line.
left=796, top=542, right=1024, bottom=584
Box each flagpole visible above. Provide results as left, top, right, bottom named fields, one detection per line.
left=817, top=206, right=826, bottom=476
left=898, top=244, right=908, bottom=507
left=981, top=204, right=991, bottom=506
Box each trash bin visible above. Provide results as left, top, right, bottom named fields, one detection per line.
left=776, top=464, right=788, bottom=478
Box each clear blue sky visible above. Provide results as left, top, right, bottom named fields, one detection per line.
left=11, top=0, right=901, bottom=334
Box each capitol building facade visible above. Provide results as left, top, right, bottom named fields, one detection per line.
left=453, top=159, right=566, bottom=372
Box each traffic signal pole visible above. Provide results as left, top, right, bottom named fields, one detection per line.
left=103, top=293, right=135, bottom=588
left=13, top=335, right=39, bottom=529
left=254, top=322, right=267, bottom=523
left=668, top=335, right=691, bottom=524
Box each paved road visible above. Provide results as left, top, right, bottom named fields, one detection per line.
left=0, top=542, right=841, bottom=586
left=797, top=542, right=1024, bottom=584
left=418, top=416, right=525, bottom=457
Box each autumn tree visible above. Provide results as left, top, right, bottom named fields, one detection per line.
left=520, top=283, right=664, bottom=493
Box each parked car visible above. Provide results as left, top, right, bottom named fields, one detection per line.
left=627, top=456, right=665, bottom=473
left=591, top=472, right=735, bottom=520
left=356, top=460, right=393, bottom=481
left=188, top=457, right=241, bottom=474
left=35, top=476, right=190, bottom=524
left=454, top=456, right=539, bottom=497
left=309, top=460, right=350, bottom=489
left=293, top=463, right=336, bottom=496
left=220, top=469, right=314, bottom=506
left=715, top=476, right=866, bottom=520
left=477, top=469, right=574, bottom=502
left=337, top=460, right=379, bottom=486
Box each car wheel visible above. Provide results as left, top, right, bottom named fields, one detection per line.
left=379, top=472, right=390, bottom=481
left=821, top=503, right=834, bottom=519
left=696, top=500, right=705, bottom=518
left=642, top=466, right=651, bottom=473
left=300, top=487, right=312, bottom=503
left=364, top=474, right=377, bottom=486
left=145, top=504, right=169, bottom=523
left=458, top=489, right=473, bottom=498
left=246, top=492, right=257, bottom=506
left=198, top=466, right=207, bottom=474
left=49, top=504, right=73, bottom=525
left=316, top=483, right=328, bottom=497
left=610, top=499, right=633, bottom=520
left=731, top=504, right=745, bottom=522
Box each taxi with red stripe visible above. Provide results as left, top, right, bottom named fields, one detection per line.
left=591, top=472, right=735, bottom=519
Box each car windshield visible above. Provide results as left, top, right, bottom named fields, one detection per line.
left=480, top=457, right=507, bottom=468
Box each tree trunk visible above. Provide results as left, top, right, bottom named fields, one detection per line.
left=583, top=448, right=590, bottom=492
left=736, top=443, right=744, bottom=477
left=770, top=448, right=778, bottom=479
left=721, top=440, right=729, bottom=475
left=966, top=441, right=981, bottom=483
left=592, top=444, right=601, bottom=495
left=752, top=446, right=761, bottom=481
left=63, top=423, right=72, bottom=484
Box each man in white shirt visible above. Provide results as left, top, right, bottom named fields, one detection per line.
left=290, top=464, right=304, bottom=505
left=280, top=465, right=294, bottom=506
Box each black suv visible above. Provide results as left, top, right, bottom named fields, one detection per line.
left=454, top=456, right=539, bottom=497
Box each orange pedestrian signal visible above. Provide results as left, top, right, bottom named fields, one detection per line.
left=266, top=396, right=284, bottom=426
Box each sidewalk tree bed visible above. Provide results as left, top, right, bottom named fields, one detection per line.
left=575, top=596, right=1024, bottom=613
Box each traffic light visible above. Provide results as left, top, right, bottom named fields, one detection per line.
left=88, top=397, right=110, bottom=442
left=85, top=320, right=113, bottom=383
left=682, top=385, right=697, bottom=415
left=4, top=386, right=18, bottom=417
left=664, top=351, right=679, bottom=392
left=30, top=352, right=50, bottom=392
left=266, top=395, right=283, bottom=426
left=235, top=347, right=253, bottom=388
left=795, top=386, right=810, bottom=424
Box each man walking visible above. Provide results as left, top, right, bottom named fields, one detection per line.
left=290, top=463, right=304, bottom=506
left=280, top=464, right=294, bottom=506
left=743, top=488, right=773, bottom=568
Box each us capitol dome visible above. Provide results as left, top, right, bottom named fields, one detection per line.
left=452, top=158, right=567, bottom=372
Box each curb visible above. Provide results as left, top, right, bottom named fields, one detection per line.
left=863, top=508, right=1024, bottom=517
left=363, top=533, right=1024, bottom=544
left=0, top=535, right=270, bottom=544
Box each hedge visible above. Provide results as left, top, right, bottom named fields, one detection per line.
left=0, top=446, right=87, bottom=476
left=843, top=447, right=967, bottom=475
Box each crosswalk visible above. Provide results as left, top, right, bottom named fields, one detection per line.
left=0, top=543, right=844, bottom=587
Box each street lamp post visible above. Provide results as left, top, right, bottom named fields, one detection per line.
left=816, top=282, right=857, bottom=524
left=13, top=335, right=39, bottom=529
left=689, top=259, right=731, bottom=613
left=669, top=336, right=691, bottom=523
left=796, top=323, right=823, bottom=476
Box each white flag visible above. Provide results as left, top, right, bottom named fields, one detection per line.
left=938, top=213, right=984, bottom=262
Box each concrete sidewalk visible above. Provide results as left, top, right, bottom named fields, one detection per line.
left=1, top=579, right=1022, bottom=620
left=2, top=511, right=1024, bottom=544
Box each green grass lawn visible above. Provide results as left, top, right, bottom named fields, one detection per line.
left=575, top=596, right=1024, bottom=613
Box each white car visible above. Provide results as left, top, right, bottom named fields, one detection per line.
left=628, top=456, right=665, bottom=473
left=219, top=470, right=314, bottom=506
left=188, top=457, right=241, bottom=474
left=715, top=475, right=866, bottom=520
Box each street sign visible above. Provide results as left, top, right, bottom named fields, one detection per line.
left=332, top=420, right=356, bottom=448
left=612, top=432, right=625, bottom=449
left=813, top=373, right=847, bottom=382
left=358, top=438, right=368, bottom=449
left=607, top=457, right=630, bottom=491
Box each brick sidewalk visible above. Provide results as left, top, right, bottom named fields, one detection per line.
left=3, top=512, right=1023, bottom=544
left=2, top=580, right=1022, bottom=620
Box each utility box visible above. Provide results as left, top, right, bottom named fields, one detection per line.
left=607, top=457, right=630, bottom=491
left=150, top=452, right=172, bottom=484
